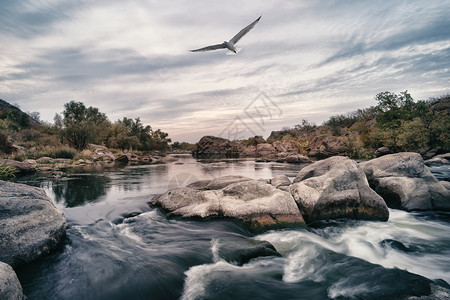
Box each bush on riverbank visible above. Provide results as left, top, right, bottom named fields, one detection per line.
left=268, top=92, right=449, bottom=158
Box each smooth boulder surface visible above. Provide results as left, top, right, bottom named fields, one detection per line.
left=359, top=152, right=450, bottom=211
left=271, top=175, right=291, bottom=192
left=290, top=156, right=389, bottom=223
left=187, top=176, right=252, bottom=190
left=0, top=181, right=67, bottom=267
left=150, top=179, right=306, bottom=232
left=0, top=262, right=25, bottom=300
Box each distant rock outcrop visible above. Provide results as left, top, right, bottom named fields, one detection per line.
left=290, top=156, right=389, bottom=223
left=192, top=136, right=313, bottom=163
left=192, top=136, right=243, bottom=159
left=0, top=181, right=67, bottom=267
left=359, top=152, right=450, bottom=211
left=307, top=135, right=345, bottom=158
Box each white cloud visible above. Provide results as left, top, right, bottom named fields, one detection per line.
left=0, top=0, right=449, bottom=142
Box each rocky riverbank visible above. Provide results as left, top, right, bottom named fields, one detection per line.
left=0, top=144, right=177, bottom=177
left=151, top=152, right=449, bottom=232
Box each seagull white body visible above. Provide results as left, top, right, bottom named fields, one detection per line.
left=190, top=16, right=261, bottom=54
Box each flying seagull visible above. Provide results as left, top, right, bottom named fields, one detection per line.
left=190, top=16, right=261, bottom=54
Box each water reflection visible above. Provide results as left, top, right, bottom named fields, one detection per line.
left=52, top=175, right=111, bottom=207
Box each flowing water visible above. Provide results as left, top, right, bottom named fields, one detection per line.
left=13, top=155, right=450, bottom=299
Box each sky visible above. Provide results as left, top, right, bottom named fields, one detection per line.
left=1, top=0, right=449, bottom=142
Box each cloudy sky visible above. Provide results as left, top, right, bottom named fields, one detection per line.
left=1, top=0, right=449, bottom=142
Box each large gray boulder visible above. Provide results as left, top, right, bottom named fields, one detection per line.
left=150, top=179, right=306, bottom=233
left=0, top=181, right=67, bottom=267
left=359, top=152, right=450, bottom=211
left=290, top=156, right=389, bottom=223
left=0, top=262, right=25, bottom=300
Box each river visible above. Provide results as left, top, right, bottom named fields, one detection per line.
left=13, top=155, right=450, bottom=299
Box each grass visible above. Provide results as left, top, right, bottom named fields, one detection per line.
left=8, top=145, right=78, bottom=161
left=0, top=161, right=16, bottom=180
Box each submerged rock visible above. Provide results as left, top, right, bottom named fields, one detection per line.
left=150, top=179, right=306, bottom=233
left=0, top=262, right=25, bottom=300
left=290, top=156, right=389, bottom=223
left=0, top=180, right=67, bottom=267
left=215, top=236, right=281, bottom=265
left=359, top=152, right=450, bottom=211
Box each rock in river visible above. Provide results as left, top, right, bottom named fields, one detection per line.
left=214, top=236, right=281, bottom=265
left=150, top=179, right=306, bottom=233
left=359, top=152, right=450, bottom=211
left=0, top=180, right=67, bottom=267
left=290, top=156, right=389, bottom=223
left=0, top=262, right=25, bottom=300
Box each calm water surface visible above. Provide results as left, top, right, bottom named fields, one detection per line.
left=14, top=155, right=450, bottom=299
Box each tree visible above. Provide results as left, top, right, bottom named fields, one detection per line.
left=62, top=101, right=109, bottom=150
left=373, top=91, right=415, bottom=130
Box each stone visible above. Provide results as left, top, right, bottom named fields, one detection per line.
left=308, top=135, right=345, bottom=158
left=425, top=153, right=450, bottom=165
left=256, top=143, right=277, bottom=159
left=215, top=236, right=281, bottom=265
left=291, top=156, right=389, bottom=223
left=375, top=147, right=394, bottom=157
left=425, top=157, right=449, bottom=165
left=271, top=175, right=291, bottom=189
left=423, top=147, right=442, bottom=159
left=0, top=181, right=67, bottom=267
left=0, top=262, right=25, bottom=300
left=240, top=145, right=257, bottom=157
left=23, top=159, right=37, bottom=167
left=36, top=166, right=53, bottom=172
left=441, top=181, right=450, bottom=190
left=186, top=180, right=212, bottom=190
left=0, top=159, right=35, bottom=174
left=37, top=156, right=53, bottom=163
left=359, top=152, right=450, bottom=211
left=192, top=136, right=241, bottom=159
left=276, top=152, right=312, bottom=164
left=115, top=153, right=132, bottom=163
left=272, top=140, right=297, bottom=152
left=150, top=179, right=306, bottom=233
left=205, top=175, right=252, bottom=190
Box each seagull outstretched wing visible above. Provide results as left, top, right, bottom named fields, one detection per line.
left=190, top=43, right=227, bottom=52
left=230, top=15, right=261, bottom=44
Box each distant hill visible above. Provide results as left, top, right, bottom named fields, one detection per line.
left=0, top=99, right=39, bottom=130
